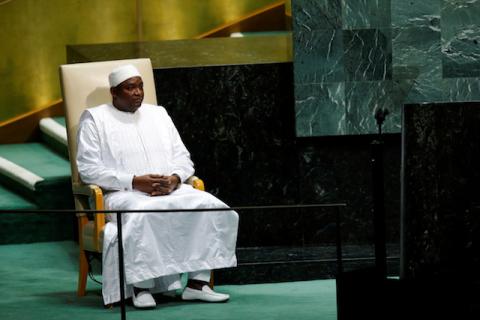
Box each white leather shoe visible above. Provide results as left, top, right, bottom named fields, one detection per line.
left=132, top=290, right=156, bottom=309
left=181, top=285, right=230, bottom=302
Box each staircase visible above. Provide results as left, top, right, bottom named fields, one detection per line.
left=0, top=117, right=75, bottom=244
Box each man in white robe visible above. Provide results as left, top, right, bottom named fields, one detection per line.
left=76, top=64, right=239, bottom=308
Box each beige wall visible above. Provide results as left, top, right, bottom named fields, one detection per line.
left=0, top=0, right=279, bottom=123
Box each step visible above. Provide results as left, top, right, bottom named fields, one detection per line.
left=39, top=116, right=69, bottom=158
left=0, top=210, right=75, bottom=244
left=0, top=143, right=73, bottom=209
left=0, top=183, right=37, bottom=210
left=0, top=182, right=75, bottom=244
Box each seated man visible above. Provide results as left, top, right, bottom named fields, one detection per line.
left=76, top=64, right=239, bottom=308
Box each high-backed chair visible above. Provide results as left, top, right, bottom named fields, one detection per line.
left=59, top=58, right=205, bottom=297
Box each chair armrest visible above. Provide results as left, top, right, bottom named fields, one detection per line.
left=73, top=183, right=104, bottom=204
left=186, top=176, right=205, bottom=191
left=72, top=183, right=105, bottom=252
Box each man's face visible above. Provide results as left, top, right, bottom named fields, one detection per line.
left=111, top=76, right=144, bottom=113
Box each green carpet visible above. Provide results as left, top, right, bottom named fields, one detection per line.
left=0, top=143, right=75, bottom=243
left=0, top=142, right=74, bottom=213
left=0, top=143, right=71, bottom=182
left=0, top=184, right=37, bottom=210
left=0, top=241, right=337, bottom=320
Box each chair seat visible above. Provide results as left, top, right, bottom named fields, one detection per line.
left=82, top=221, right=104, bottom=252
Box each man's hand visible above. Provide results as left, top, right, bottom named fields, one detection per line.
left=132, top=174, right=180, bottom=196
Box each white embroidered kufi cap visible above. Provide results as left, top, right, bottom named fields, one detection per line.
left=108, top=64, right=142, bottom=87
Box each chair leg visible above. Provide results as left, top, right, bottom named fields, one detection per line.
left=78, top=250, right=88, bottom=296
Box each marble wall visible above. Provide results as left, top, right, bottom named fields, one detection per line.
left=402, top=102, right=480, bottom=281
left=154, top=64, right=401, bottom=283
left=293, top=0, right=480, bottom=136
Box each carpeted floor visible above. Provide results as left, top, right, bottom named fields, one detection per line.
left=0, top=241, right=337, bottom=320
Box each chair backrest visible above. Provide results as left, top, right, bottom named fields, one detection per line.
left=59, top=58, right=157, bottom=185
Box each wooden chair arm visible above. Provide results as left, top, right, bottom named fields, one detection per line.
left=73, top=183, right=104, bottom=203
left=73, top=183, right=105, bottom=252
left=186, top=176, right=205, bottom=191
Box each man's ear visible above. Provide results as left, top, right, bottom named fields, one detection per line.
left=110, top=87, right=116, bottom=97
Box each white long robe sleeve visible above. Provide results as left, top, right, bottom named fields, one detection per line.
left=77, top=112, right=134, bottom=191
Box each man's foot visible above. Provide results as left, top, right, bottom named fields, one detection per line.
left=132, top=287, right=156, bottom=309
left=181, top=284, right=230, bottom=303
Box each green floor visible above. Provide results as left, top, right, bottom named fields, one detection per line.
left=0, top=241, right=337, bottom=320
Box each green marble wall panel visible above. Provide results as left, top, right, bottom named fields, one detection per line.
left=443, top=78, right=480, bottom=102
left=295, top=83, right=345, bottom=136
left=345, top=81, right=403, bottom=134
left=292, top=0, right=342, bottom=31
left=403, top=77, right=480, bottom=104
left=342, top=0, right=391, bottom=29
left=293, top=29, right=344, bottom=84
left=442, top=0, right=480, bottom=77
left=401, top=78, right=444, bottom=104
left=344, top=29, right=392, bottom=81
left=391, top=0, right=440, bottom=28
left=292, top=0, right=480, bottom=136
left=392, top=27, right=441, bottom=80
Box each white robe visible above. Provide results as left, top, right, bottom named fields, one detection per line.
left=76, top=103, right=238, bottom=305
